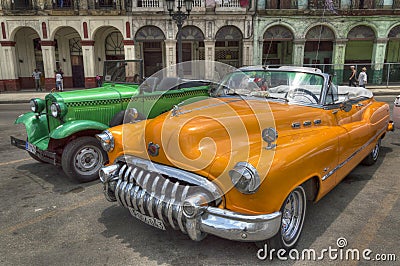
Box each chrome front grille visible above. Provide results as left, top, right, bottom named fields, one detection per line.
left=110, top=159, right=222, bottom=233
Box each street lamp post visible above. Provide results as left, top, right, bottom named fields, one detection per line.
left=166, top=0, right=193, bottom=75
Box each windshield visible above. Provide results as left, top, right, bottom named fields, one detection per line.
left=103, top=60, right=143, bottom=84
left=215, top=70, right=325, bottom=104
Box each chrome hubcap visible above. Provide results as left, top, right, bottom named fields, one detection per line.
left=74, top=146, right=103, bottom=175
left=371, top=140, right=380, bottom=161
left=281, top=188, right=305, bottom=245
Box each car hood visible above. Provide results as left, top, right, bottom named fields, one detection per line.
left=120, top=97, right=324, bottom=180
left=45, top=83, right=139, bottom=103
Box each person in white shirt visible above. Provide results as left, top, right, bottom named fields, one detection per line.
left=55, top=71, right=63, bottom=91
left=358, top=67, right=368, bottom=88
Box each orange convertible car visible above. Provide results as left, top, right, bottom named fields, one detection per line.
left=97, top=66, right=394, bottom=250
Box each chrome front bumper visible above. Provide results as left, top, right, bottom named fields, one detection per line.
left=185, top=205, right=281, bottom=242
left=100, top=156, right=281, bottom=242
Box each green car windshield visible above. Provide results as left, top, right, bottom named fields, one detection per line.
left=215, top=70, right=325, bottom=104
left=103, top=60, right=143, bottom=84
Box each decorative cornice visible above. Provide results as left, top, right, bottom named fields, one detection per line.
left=293, top=39, right=306, bottom=45
left=81, top=40, right=95, bottom=46
left=375, top=38, right=389, bottom=44
left=334, top=38, right=348, bottom=44
left=0, top=41, right=16, bottom=46
left=40, top=41, right=56, bottom=46
left=123, top=40, right=134, bottom=45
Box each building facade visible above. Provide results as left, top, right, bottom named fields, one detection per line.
left=255, top=0, right=400, bottom=85
left=0, top=0, right=254, bottom=90
left=0, top=0, right=399, bottom=91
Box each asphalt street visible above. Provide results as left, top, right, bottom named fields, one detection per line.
left=0, top=97, right=399, bottom=265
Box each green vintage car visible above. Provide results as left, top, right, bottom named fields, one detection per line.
left=11, top=60, right=211, bottom=182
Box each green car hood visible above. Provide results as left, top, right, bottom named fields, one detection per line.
left=46, top=83, right=139, bottom=103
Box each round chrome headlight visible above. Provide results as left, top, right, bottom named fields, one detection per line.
left=50, top=103, right=60, bottom=117
left=229, top=162, right=261, bottom=194
left=29, top=98, right=45, bottom=113
left=50, top=102, right=67, bottom=118
left=96, top=130, right=114, bottom=152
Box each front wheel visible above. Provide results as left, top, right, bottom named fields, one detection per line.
left=257, top=186, right=307, bottom=251
left=61, top=136, right=108, bottom=183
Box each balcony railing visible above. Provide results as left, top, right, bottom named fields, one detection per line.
left=217, top=0, right=241, bottom=7
left=266, top=0, right=298, bottom=9
left=7, top=0, right=34, bottom=10
left=137, top=0, right=161, bottom=7
left=52, top=0, right=74, bottom=9
left=96, top=0, right=117, bottom=8
left=308, top=0, right=340, bottom=10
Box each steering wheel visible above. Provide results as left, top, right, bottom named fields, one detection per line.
left=286, top=88, right=319, bottom=104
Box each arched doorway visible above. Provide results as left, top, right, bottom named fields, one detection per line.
left=345, top=25, right=375, bottom=83
left=305, top=25, right=334, bottom=73
left=215, top=26, right=243, bottom=67
left=177, top=26, right=205, bottom=76
left=54, top=27, right=84, bottom=88
left=384, top=25, right=400, bottom=83
left=105, top=31, right=124, bottom=60
left=69, top=37, right=84, bottom=87
left=135, top=26, right=165, bottom=77
left=262, top=25, right=293, bottom=65
left=14, top=27, right=41, bottom=90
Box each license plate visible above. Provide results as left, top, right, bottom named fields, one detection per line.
left=25, top=142, right=37, bottom=154
left=129, top=208, right=166, bottom=230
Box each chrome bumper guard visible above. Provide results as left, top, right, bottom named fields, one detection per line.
left=100, top=156, right=281, bottom=242
left=10, top=136, right=57, bottom=165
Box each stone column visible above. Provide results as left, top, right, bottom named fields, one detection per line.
left=40, top=41, right=57, bottom=91
left=332, top=39, right=347, bottom=85
left=164, top=39, right=177, bottom=77
left=204, top=40, right=216, bottom=80
left=81, top=40, right=96, bottom=88
left=292, top=39, right=305, bottom=66
left=372, top=38, right=388, bottom=84
left=242, top=40, right=253, bottom=67
left=0, top=41, right=19, bottom=91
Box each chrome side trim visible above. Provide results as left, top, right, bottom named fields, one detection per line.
left=322, top=128, right=386, bottom=181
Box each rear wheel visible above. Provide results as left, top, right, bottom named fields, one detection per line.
left=256, top=185, right=307, bottom=251
left=61, top=136, right=108, bottom=182
left=361, top=138, right=381, bottom=166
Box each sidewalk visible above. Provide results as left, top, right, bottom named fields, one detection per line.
left=0, top=88, right=77, bottom=104
left=0, top=86, right=399, bottom=104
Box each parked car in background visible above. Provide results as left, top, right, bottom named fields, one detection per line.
left=393, top=95, right=400, bottom=129
left=11, top=60, right=211, bottom=182
left=98, top=66, right=394, bottom=250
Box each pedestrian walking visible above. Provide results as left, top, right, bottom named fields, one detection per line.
left=358, top=67, right=368, bottom=88
left=55, top=71, right=63, bottom=91
left=348, top=65, right=357, bottom=87
left=96, top=74, right=102, bottom=87
left=32, top=69, right=42, bottom=91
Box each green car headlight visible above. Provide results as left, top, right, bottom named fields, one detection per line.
left=229, top=162, right=261, bottom=194
left=96, top=130, right=114, bottom=152
left=50, top=102, right=67, bottom=118
left=29, top=98, right=45, bottom=113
